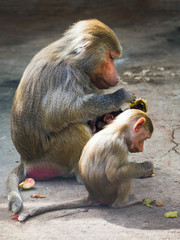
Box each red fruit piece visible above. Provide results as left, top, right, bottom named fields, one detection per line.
left=11, top=215, right=19, bottom=221
left=19, top=178, right=35, bottom=189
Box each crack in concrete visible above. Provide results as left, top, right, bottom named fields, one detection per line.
left=160, top=127, right=180, bottom=157
left=172, top=128, right=180, bottom=155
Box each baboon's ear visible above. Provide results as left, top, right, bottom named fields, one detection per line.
left=133, top=118, right=146, bottom=133
left=75, top=40, right=91, bottom=53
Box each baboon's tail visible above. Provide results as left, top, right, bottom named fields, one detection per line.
left=6, top=163, right=26, bottom=214
left=18, top=196, right=95, bottom=222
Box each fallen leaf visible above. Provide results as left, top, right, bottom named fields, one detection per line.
left=123, top=71, right=133, bottom=77
left=134, top=76, right=142, bottom=80
left=155, top=201, right=163, bottom=206
left=31, top=193, right=46, bottom=198
left=141, top=69, right=150, bottom=75
left=164, top=211, right=178, bottom=218
left=157, top=67, right=164, bottom=71
left=145, top=77, right=150, bottom=81
left=175, top=181, right=180, bottom=184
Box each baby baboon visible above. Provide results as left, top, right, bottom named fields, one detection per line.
left=18, top=109, right=154, bottom=222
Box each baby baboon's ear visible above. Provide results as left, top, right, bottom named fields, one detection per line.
left=133, top=118, right=146, bottom=133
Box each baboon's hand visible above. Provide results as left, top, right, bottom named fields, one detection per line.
left=113, top=88, right=136, bottom=104
left=140, top=161, right=154, bottom=177
left=124, top=89, right=136, bottom=103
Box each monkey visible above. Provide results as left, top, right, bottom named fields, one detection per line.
left=88, top=109, right=123, bottom=133
left=88, top=98, right=148, bottom=133
left=7, top=19, right=136, bottom=215
left=17, top=109, right=154, bottom=222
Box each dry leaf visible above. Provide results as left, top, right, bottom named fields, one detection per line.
left=135, top=77, right=142, bottom=80
left=123, top=71, right=133, bottom=77
left=31, top=193, right=46, bottom=198
left=141, top=69, right=150, bottom=75
left=155, top=201, right=163, bottom=206
left=157, top=67, right=164, bottom=71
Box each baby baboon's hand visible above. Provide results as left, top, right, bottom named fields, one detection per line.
left=140, top=161, right=154, bottom=178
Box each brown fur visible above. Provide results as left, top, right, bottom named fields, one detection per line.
left=7, top=19, right=135, bottom=215
left=18, top=109, right=154, bottom=222
left=79, top=109, right=154, bottom=205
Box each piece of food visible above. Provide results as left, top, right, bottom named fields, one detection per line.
left=11, top=215, right=19, bottom=221
left=129, top=98, right=148, bottom=112
left=19, top=178, right=35, bottom=189
left=143, top=199, right=164, bottom=208
left=164, top=211, right=178, bottom=218
left=143, top=199, right=155, bottom=208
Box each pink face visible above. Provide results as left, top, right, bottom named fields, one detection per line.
left=91, top=52, right=120, bottom=89
left=126, top=127, right=151, bottom=153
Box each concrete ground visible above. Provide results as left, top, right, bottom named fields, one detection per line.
left=0, top=8, right=180, bottom=240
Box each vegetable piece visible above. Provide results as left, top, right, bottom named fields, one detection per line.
left=164, top=211, right=177, bottom=218
left=164, top=211, right=178, bottom=218
left=143, top=199, right=155, bottom=208
left=19, top=178, right=35, bottom=189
